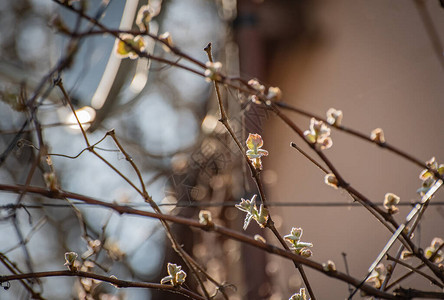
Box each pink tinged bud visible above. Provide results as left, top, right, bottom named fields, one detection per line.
left=161, top=263, right=186, bottom=286
left=246, top=133, right=268, bottom=170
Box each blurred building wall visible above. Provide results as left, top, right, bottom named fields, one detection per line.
left=260, top=0, right=444, bottom=298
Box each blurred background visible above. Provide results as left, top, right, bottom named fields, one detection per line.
left=0, top=0, right=443, bottom=299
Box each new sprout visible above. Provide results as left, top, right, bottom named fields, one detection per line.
left=289, top=288, right=308, bottom=300
left=246, top=133, right=269, bottom=170
left=64, top=251, right=78, bottom=271
left=160, top=263, right=187, bottom=286
left=284, top=227, right=313, bottom=257
left=235, top=194, right=269, bottom=230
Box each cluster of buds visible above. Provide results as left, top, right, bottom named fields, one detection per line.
left=235, top=195, right=269, bottom=230
left=160, top=263, right=187, bottom=286
left=289, top=288, right=308, bottom=300
left=304, top=118, right=333, bottom=150
left=247, top=79, right=282, bottom=105
left=245, top=133, right=269, bottom=170
left=284, top=227, right=313, bottom=258
left=383, top=193, right=400, bottom=214
left=417, top=157, right=444, bottom=196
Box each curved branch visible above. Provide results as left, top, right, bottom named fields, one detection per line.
left=0, top=270, right=204, bottom=300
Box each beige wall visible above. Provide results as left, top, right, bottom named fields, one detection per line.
left=263, top=0, right=444, bottom=298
